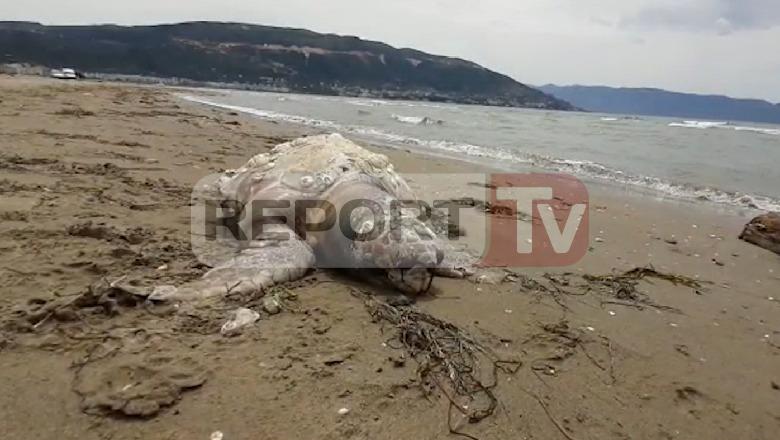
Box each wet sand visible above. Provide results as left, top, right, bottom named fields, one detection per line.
left=1, top=75, right=779, bottom=440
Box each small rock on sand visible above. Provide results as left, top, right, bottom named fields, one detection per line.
left=740, top=213, right=780, bottom=255
left=220, top=308, right=260, bottom=336
left=262, top=296, right=282, bottom=315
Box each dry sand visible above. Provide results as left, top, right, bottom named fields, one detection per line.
left=0, top=76, right=779, bottom=440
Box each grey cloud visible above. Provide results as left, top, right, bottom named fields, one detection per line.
left=620, top=0, right=780, bottom=34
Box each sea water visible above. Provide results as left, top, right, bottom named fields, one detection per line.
left=182, top=90, right=780, bottom=212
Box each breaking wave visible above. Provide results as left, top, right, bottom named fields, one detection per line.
left=669, top=120, right=729, bottom=129
left=669, top=120, right=779, bottom=136
left=391, top=114, right=444, bottom=125
left=600, top=116, right=641, bottom=122
left=732, top=125, right=780, bottom=136
left=345, top=100, right=376, bottom=107
left=181, top=95, right=780, bottom=212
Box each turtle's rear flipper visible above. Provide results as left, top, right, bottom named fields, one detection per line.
left=150, top=226, right=315, bottom=302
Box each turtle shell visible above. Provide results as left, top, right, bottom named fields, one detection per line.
left=219, top=134, right=414, bottom=205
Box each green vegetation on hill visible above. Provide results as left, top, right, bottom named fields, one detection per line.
left=0, top=21, right=573, bottom=110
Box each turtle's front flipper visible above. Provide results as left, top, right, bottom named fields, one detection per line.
left=151, top=225, right=315, bottom=302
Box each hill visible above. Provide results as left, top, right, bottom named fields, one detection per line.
left=538, top=84, right=780, bottom=124
left=0, top=21, right=573, bottom=110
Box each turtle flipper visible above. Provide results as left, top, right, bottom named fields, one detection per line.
left=151, top=225, right=315, bottom=302
left=433, top=241, right=477, bottom=279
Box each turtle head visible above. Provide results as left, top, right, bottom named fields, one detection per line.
left=351, top=211, right=443, bottom=295
left=321, top=181, right=446, bottom=295
left=386, top=265, right=438, bottom=296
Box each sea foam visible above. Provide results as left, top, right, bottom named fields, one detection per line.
left=670, top=120, right=779, bottom=136
left=391, top=114, right=444, bottom=125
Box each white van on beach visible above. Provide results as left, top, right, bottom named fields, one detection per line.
left=50, top=68, right=78, bottom=79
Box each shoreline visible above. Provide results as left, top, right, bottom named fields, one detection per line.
left=1, top=75, right=779, bottom=440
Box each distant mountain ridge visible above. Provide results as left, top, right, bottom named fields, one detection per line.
left=538, top=84, right=780, bottom=124
left=0, top=21, right=573, bottom=110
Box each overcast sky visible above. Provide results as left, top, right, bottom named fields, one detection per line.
left=7, top=0, right=780, bottom=102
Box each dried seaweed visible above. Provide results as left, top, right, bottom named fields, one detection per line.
left=54, top=106, right=95, bottom=117
left=582, top=265, right=705, bottom=313
left=509, top=266, right=704, bottom=314
left=511, top=272, right=583, bottom=311
left=583, top=265, right=703, bottom=290
left=352, top=289, right=521, bottom=440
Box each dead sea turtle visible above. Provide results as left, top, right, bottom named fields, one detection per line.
left=152, top=134, right=472, bottom=302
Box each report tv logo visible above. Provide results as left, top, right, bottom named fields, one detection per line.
left=190, top=172, right=589, bottom=268
left=480, top=173, right=589, bottom=267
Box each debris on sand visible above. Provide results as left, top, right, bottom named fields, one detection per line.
left=468, top=182, right=498, bottom=190
left=521, top=318, right=618, bottom=403
left=739, top=212, right=780, bottom=255
left=579, top=267, right=701, bottom=312
left=262, top=296, right=282, bottom=315
left=7, top=277, right=153, bottom=330
left=0, top=211, right=29, bottom=222
left=67, top=221, right=152, bottom=245
left=584, top=265, right=702, bottom=288
left=507, top=265, right=704, bottom=313
left=67, top=222, right=121, bottom=241
left=352, top=289, right=520, bottom=439
left=0, top=153, right=59, bottom=171
left=54, top=106, right=96, bottom=118
left=433, top=197, right=531, bottom=221
left=73, top=352, right=207, bottom=418
left=79, top=278, right=153, bottom=310
left=68, top=161, right=128, bottom=177
left=220, top=308, right=260, bottom=337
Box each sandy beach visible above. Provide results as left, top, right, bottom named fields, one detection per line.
left=1, top=76, right=779, bottom=440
